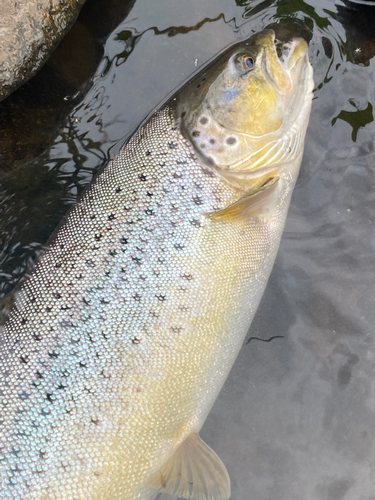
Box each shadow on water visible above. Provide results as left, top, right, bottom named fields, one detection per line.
left=1, top=0, right=375, bottom=497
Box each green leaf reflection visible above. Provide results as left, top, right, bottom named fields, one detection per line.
left=332, top=101, right=373, bottom=142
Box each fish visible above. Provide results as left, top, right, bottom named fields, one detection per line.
left=0, top=29, right=313, bottom=500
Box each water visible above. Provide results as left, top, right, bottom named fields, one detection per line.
left=1, top=0, right=375, bottom=498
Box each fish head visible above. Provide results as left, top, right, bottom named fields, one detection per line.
left=177, top=28, right=313, bottom=181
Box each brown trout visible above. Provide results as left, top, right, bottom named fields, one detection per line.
left=0, top=29, right=313, bottom=499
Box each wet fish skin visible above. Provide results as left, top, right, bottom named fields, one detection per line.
left=0, top=30, right=313, bottom=499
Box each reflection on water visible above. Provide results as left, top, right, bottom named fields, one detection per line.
left=332, top=100, right=373, bottom=141
left=1, top=0, right=375, bottom=497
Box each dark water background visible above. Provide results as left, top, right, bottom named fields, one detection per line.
left=1, top=0, right=375, bottom=498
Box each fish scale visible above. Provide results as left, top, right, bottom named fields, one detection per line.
left=0, top=29, right=313, bottom=500
left=0, top=107, right=252, bottom=498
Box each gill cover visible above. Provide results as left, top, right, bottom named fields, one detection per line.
left=177, top=29, right=313, bottom=174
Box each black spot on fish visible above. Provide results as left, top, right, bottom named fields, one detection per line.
left=90, top=214, right=96, bottom=220
left=54, top=292, right=61, bottom=299
left=21, top=318, right=27, bottom=325
left=86, top=260, right=96, bottom=268
left=190, top=219, right=201, bottom=227
left=82, top=298, right=90, bottom=305
left=95, top=233, right=102, bottom=241
left=146, top=151, right=151, bottom=156
left=48, top=352, right=59, bottom=359
left=20, top=356, right=28, bottom=364
left=59, top=319, right=71, bottom=328
left=210, top=139, right=215, bottom=144
left=132, top=256, right=142, bottom=265
left=200, top=117, right=208, bottom=124
left=145, top=209, right=154, bottom=215
left=139, top=174, right=147, bottom=181
left=181, top=273, right=193, bottom=280
left=193, top=196, right=203, bottom=205
left=174, top=243, right=185, bottom=250
left=192, top=131, right=200, bottom=137
left=104, top=271, right=111, bottom=277
left=115, top=186, right=122, bottom=193
left=100, top=298, right=110, bottom=305
left=168, top=141, right=177, bottom=149
left=46, top=307, right=52, bottom=312
left=120, top=237, right=128, bottom=244
left=156, top=294, right=166, bottom=302
left=109, top=250, right=117, bottom=257
left=55, top=262, right=62, bottom=268
left=76, top=274, right=83, bottom=280
left=133, top=293, right=141, bottom=302
left=227, top=137, right=236, bottom=145
left=108, top=213, right=116, bottom=221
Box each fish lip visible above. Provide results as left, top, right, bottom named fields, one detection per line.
left=279, top=37, right=309, bottom=70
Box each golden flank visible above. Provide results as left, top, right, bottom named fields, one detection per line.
left=0, top=29, right=313, bottom=499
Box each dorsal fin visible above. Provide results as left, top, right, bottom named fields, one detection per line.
left=146, top=432, right=230, bottom=500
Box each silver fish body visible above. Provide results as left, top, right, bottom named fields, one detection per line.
left=0, top=30, right=313, bottom=499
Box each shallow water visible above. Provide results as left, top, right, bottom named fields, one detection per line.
left=1, top=0, right=375, bottom=498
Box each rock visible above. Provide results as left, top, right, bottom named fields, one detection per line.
left=0, top=0, right=87, bottom=102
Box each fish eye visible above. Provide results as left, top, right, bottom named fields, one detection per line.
left=235, top=54, right=255, bottom=73
left=244, top=56, right=254, bottom=69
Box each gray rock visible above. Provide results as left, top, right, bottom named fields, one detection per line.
left=0, top=0, right=86, bottom=102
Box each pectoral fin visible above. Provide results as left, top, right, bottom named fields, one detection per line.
left=210, top=175, right=280, bottom=221
left=146, top=432, right=230, bottom=500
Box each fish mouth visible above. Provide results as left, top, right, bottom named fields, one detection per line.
left=280, top=37, right=309, bottom=70
left=260, top=30, right=309, bottom=96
